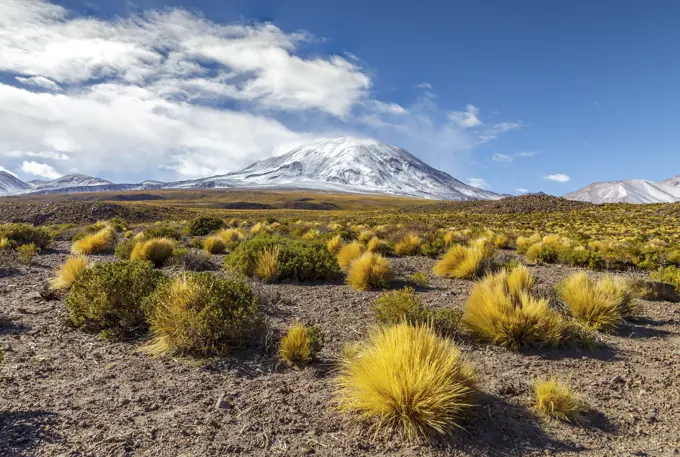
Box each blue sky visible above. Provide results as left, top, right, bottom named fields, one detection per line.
left=1, top=0, right=678, bottom=195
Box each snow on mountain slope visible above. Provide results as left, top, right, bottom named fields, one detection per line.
left=0, top=171, right=30, bottom=196
left=176, top=137, right=501, bottom=200
left=29, top=174, right=113, bottom=192
left=565, top=176, right=680, bottom=204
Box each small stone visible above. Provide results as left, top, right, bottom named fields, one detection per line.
left=214, top=393, right=229, bottom=410
left=610, top=375, right=625, bottom=385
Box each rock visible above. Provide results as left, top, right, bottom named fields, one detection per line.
left=610, top=375, right=625, bottom=386
left=215, top=393, right=229, bottom=410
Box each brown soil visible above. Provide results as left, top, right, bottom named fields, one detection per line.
left=1, top=245, right=679, bottom=456
left=409, top=194, right=594, bottom=214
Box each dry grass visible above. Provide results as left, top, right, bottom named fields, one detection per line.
left=50, top=255, right=88, bottom=291
left=557, top=272, right=637, bottom=331
left=335, top=323, right=476, bottom=440
left=327, top=235, right=344, bottom=255
left=216, top=228, right=242, bottom=244
left=71, top=227, right=115, bottom=255
left=337, top=241, right=364, bottom=272
left=278, top=323, right=322, bottom=366
left=130, top=237, right=175, bottom=267
left=346, top=252, right=393, bottom=291
left=394, top=233, right=422, bottom=256
left=358, top=230, right=375, bottom=243
left=463, top=269, right=565, bottom=349
left=203, top=236, right=226, bottom=254
left=432, top=243, right=493, bottom=279
left=534, top=378, right=586, bottom=422
left=0, top=237, right=9, bottom=250
left=254, top=246, right=280, bottom=282
left=366, top=236, right=390, bottom=254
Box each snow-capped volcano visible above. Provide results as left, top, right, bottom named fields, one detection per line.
left=29, top=174, right=113, bottom=192
left=565, top=175, right=680, bottom=204
left=179, top=137, right=500, bottom=200
left=0, top=171, right=31, bottom=196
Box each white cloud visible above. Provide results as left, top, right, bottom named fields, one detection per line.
left=515, top=188, right=529, bottom=193
left=15, top=75, right=62, bottom=91
left=516, top=151, right=537, bottom=157
left=467, top=178, right=489, bottom=189
left=492, top=153, right=513, bottom=163
left=5, top=150, right=69, bottom=160
left=449, top=104, right=482, bottom=129
left=415, top=82, right=432, bottom=89
left=544, top=173, right=570, bottom=183
left=20, top=160, right=62, bottom=179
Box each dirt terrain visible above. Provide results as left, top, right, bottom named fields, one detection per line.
left=1, top=242, right=679, bottom=456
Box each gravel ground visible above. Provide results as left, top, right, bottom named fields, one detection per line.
left=1, top=243, right=679, bottom=456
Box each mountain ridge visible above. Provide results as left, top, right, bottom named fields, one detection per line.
left=565, top=175, right=680, bottom=204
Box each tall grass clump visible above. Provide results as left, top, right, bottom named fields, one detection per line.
left=337, top=241, right=364, bottom=272
left=346, top=252, right=393, bottom=291
left=534, top=378, right=586, bottom=422
left=433, top=243, right=494, bottom=279
left=557, top=272, right=638, bottom=332
left=217, top=228, right=243, bottom=245
left=141, top=273, right=264, bottom=356
left=50, top=255, right=88, bottom=291
left=463, top=267, right=565, bottom=349
left=366, top=237, right=390, bottom=254
left=203, top=236, right=226, bottom=254
left=327, top=235, right=344, bottom=255
left=394, top=233, right=422, bottom=256
left=335, top=323, right=476, bottom=440
left=71, top=227, right=115, bottom=255
left=279, top=323, right=324, bottom=366
left=254, top=246, right=280, bottom=281
left=130, top=237, right=175, bottom=267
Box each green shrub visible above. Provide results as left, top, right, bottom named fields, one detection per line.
left=65, top=261, right=165, bottom=335
left=169, top=248, right=213, bottom=271
left=17, top=243, right=38, bottom=265
left=419, top=233, right=447, bottom=258
left=115, top=239, right=136, bottom=260
left=141, top=273, right=264, bottom=355
left=0, top=223, right=52, bottom=249
left=650, top=266, right=680, bottom=292
left=408, top=272, right=430, bottom=287
left=225, top=234, right=340, bottom=281
left=432, top=307, right=463, bottom=337
left=560, top=247, right=605, bottom=270
left=183, top=216, right=224, bottom=236
left=140, top=224, right=182, bottom=240
left=372, top=287, right=430, bottom=326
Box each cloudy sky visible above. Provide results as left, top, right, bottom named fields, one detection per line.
left=1, top=0, right=678, bottom=194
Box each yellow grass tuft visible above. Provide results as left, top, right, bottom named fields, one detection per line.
left=327, top=235, right=344, bottom=255
left=337, top=241, right=364, bottom=272
left=463, top=270, right=564, bottom=349
left=0, top=237, right=10, bottom=250
left=335, top=323, right=476, bottom=440
left=346, top=252, right=393, bottom=291
left=433, top=243, right=493, bottom=279
left=366, top=236, right=390, bottom=254
left=534, top=378, right=586, bottom=422
left=394, top=233, right=422, bottom=256
left=250, top=222, right=267, bottom=235
left=254, top=246, right=280, bottom=282
left=278, top=323, right=322, bottom=365
left=50, top=255, right=88, bottom=291
left=130, top=237, right=175, bottom=267
left=358, top=230, right=375, bottom=243
left=203, top=236, right=226, bottom=254
left=557, top=272, right=637, bottom=331
left=302, top=229, right=321, bottom=240
left=217, top=228, right=242, bottom=244
left=71, top=228, right=115, bottom=255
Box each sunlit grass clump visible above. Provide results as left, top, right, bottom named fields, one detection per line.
left=203, top=236, right=226, bottom=254
left=534, top=378, right=587, bottom=422
left=433, top=243, right=494, bottom=279
left=394, top=233, right=422, bottom=256
left=335, top=323, right=476, bottom=440
left=130, top=237, right=175, bottom=267
left=279, top=323, right=323, bottom=366
left=71, top=227, right=115, bottom=255
left=346, top=252, right=393, bottom=291
left=366, top=236, right=390, bottom=254
left=327, top=235, right=344, bottom=255
left=141, top=273, right=263, bottom=356
left=337, top=241, right=364, bottom=272
left=557, top=272, right=638, bottom=332
left=463, top=266, right=565, bottom=349
left=254, top=246, right=280, bottom=281
left=50, top=255, right=88, bottom=291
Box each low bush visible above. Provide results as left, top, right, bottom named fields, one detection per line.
left=534, top=378, right=586, bottom=422
left=372, top=287, right=430, bottom=325
left=0, top=223, right=52, bottom=249
left=169, top=248, right=213, bottom=271
left=114, top=239, right=136, bottom=260
left=408, top=272, right=430, bottom=287
left=17, top=243, right=38, bottom=265
left=225, top=234, right=340, bottom=282
left=140, top=225, right=182, bottom=241
left=279, top=323, right=324, bottom=365
left=336, top=241, right=364, bottom=272
left=141, top=273, right=264, bottom=355
left=66, top=261, right=164, bottom=334
left=432, top=307, right=464, bottom=337
left=254, top=246, right=280, bottom=281
left=50, top=255, right=88, bottom=291
left=335, top=323, right=476, bottom=440
left=650, top=266, right=680, bottom=293
left=183, top=216, right=224, bottom=236
left=394, top=233, right=422, bottom=256
left=203, top=236, right=226, bottom=254
left=346, top=252, right=393, bottom=291
left=130, top=238, right=175, bottom=267
left=71, top=228, right=115, bottom=255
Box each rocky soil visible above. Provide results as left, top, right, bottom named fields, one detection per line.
left=1, top=243, right=679, bottom=456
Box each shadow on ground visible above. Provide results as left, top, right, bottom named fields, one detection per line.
left=0, top=410, right=61, bottom=455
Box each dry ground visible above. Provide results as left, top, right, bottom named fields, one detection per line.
left=1, top=243, right=679, bottom=456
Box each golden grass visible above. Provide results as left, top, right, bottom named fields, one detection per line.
left=366, top=236, right=389, bottom=254
left=394, top=233, right=422, bottom=256
left=130, top=237, right=175, bottom=266
left=432, top=243, right=493, bottom=279
left=534, top=378, right=586, bottom=422
left=346, top=252, right=393, bottom=291
left=327, top=235, right=344, bottom=255
left=50, top=255, right=88, bottom=290
left=302, top=229, right=321, bottom=240
left=337, top=241, right=363, bottom=272
left=0, top=237, right=10, bottom=250
left=217, top=228, right=242, bottom=244
left=279, top=323, right=314, bottom=365
left=250, top=222, right=267, bottom=235
left=335, top=323, right=476, bottom=440
left=358, top=230, right=375, bottom=243
left=203, top=236, right=226, bottom=254
left=463, top=269, right=565, bottom=349
left=71, top=227, right=115, bottom=255
left=557, top=272, right=637, bottom=331
left=254, top=246, right=280, bottom=281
